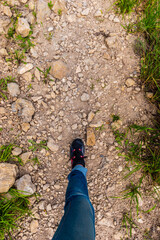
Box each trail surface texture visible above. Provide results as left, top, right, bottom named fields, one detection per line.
left=0, top=0, right=159, bottom=239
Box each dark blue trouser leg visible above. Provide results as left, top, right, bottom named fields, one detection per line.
left=52, top=167, right=95, bottom=240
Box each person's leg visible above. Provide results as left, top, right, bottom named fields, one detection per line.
left=52, top=139, right=95, bottom=240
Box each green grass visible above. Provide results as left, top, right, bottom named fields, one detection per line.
left=121, top=212, right=138, bottom=237
left=15, top=31, right=35, bottom=53
left=48, top=1, right=53, bottom=9
left=114, top=0, right=140, bottom=15
left=28, top=139, right=49, bottom=152
left=58, top=9, right=62, bottom=16
left=36, top=66, right=53, bottom=83
left=0, top=76, right=15, bottom=100
left=0, top=188, right=32, bottom=240
left=13, top=49, right=26, bottom=65
left=0, top=144, right=23, bottom=165
left=112, top=114, right=120, bottom=122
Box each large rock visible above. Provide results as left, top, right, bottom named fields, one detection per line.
left=87, top=127, right=96, bottom=146
left=53, top=0, right=67, bottom=13
left=17, top=63, right=33, bottom=74
left=37, top=0, right=51, bottom=23
left=50, top=60, right=68, bottom=80
left=15, top=174, right=36, bottom=196
left=16, top=18, right=30, bottom=37
left=0, top=163, right=18, bottom=193
left=1, top=5, right=12, bottom=17
left=7, top=82, right=20, bottom=97
left=11, top=98, right=35, bottom=122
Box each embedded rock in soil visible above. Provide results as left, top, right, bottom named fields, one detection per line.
left=111, top=120, right=122, bottom=130
left=0, top=48, right=8, bottom=56
left=15, top=174, right=36, bottom=195
left=16, top=18, right=30, bottom=37
left=7, top=82, right=20, bottom=97
left=125, top=78, right=136, bottom=87
left=37, top=0, right=51, bottom=23
left=88, top=112, right=95, bottom=122
left=11, top=98, right=35, bottom=123
left=12, top=147, right=22, bottom=156
left=30, top=220, right=39, bottom=233
left=47, top=138, right=59, bottom=152
left=0, top=107, right=6, bottom=114
left=20, top=152, right=32, bottom=164
left=21, top=122, right=30, bottom=132
left=105, top=36, right=117, bottom=48
left=81, top=93, right=90, bottom=102
left=1, top=5, right=12, bottom=17
left=87, top=127, right=96, bottom=146
left=53, top=0, right=67, bottom=13
left=0, top=163, right=18, bottom=193
left=17, top=63, right=33, bottom=74
left=50, top=60, right=68, bottom=80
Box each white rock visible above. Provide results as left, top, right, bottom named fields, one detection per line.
left=30, top=220, right=39, bottom=233
left=22, top=72, right=32, bottom=82
left=15, top=174, right=36, bottom=195
left=81, top=93, right=90, bottom=101
left=7, top=83, right=20, bottom=97
left=18, top=63, right=33, bottom=74
left=113, top=17, right=120, bottom=23
left=94, top=10, right=103, bottom=17
left=47, top=138, right=59, bottom=152
left=38, top=201, right=45, bottom=210
left=125, top=78, right=136, bottom=87
left=1, top=5, right=12, bottom=17
left=20, top=152, right=32, bottom=164
left=72, top=123, right=77, bottom=130
left=37, top=0, right=51, bottom=23
left=30, top=47, right=38, bottom=58
left=19, top=0, right=28, bottom=3
left=0, top=163, right=18, bottom=193
left=89, top=121, right=103, bottom=128
left=81, top=8, right=90, bottom=16
left=46, top=204, right=52, bottom=211
left=12, top=147, right=22, bottom=156
left=109, top=14, right=114, bottom=21
left=88, top=112, right=95, bottom=122
left=16, top=18, right=30, bottom=37
left=76, top=66, right=81, bottom=73
left=0, top=107, right=6, bottom=114
left=48, top=26, right=54, bottom=32
left=0, top=48, right=8, bottom=56
left=105, top=37, right=117, bottom=48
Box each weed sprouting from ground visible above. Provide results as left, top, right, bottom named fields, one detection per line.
left=28, top=139, right=49, bottom=152
left=121, top=212, right=138, bottom=237
left=0, top=76, right=15, bottom=100
left=0, top=144, right=23, bottom=165
left=48, top=1, right=53, bottom=9
left=114, top=0, right=140, bottom=15
left=112, top=114, right=120, bottom=122
left=36, top=66, right=53, bottom=83
left=0, top=188, right=32, bottom=239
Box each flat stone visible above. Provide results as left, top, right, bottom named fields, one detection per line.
left=18, top=63, right=33, bottom=75
left=12, top=98, right=35, bottom=122
left=20, top=152, right=32, bottom=164
left=53, top=0, right=67, bottom=13
left=105, top=37, right=117, bottom=48
left=94, top=10, right=103, bottom=17
left=12, top=147, right=22, bottom=156
left=87, top=127, right=96, bottom=146
left=89, top=121, right=103, bottom=128
left=0, top=107, right=6, bottom=114
left=81, top=93, right=90, bottom=102
left=146, top=92, right=153, bottom=99
left=15, top=174, right=36, bottom=195
left=0, top=163, right=18, bottom=193
left=16, top=18, right=30, bottom=37
left=22, top=72, right=32, bottom=82
left=37, top=0, right=51, bottom=23
left=21, top=122, right=30, bottom=132
left=0, top=48, right=8, bottom=56
left=113, top=17, right=120, bottom=23
left=30, top=47, right=38, bottom=58
left=7, top=83, right=20, bottom=97
left=30, top=220, right=39, bottom=234
left=88, top=111, right=95, bottom=122
left=1, top=5, right=12, bottom=17
left=81, top=8, right=90, bottom=16
left=125, top=78, right=136, bottom=87
left=35, top=68, right=41, bottom=80
left=47, top=138, right=59, bottom=152
left=50, top=60, right=68, bottom=80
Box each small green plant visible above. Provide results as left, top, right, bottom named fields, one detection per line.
left=14, top=49, right=26, bottom=64
left=58, top=9, right=62, bottom=16
left=32, top=11, right=37, bottom=18
left=0, top=188, right=32, bottom=239
left=114, top=0, right=140, bottom=15
left=0, top=143, right=23, bottom=165
left=36, top=66, right=53, bottom=83
left=25, top=4, right=29, bottom=8
left=31, top=156, right=40, bottom=165
left=121, top=212, right=137, bottom=237
left=95, top=124, right=105, bottom=131
left=15, top=31, right=35, bottom=53
left=28, top=139, right=49, bottom=152
left=0, top=76, right=15, bottom=100
left=27, top=83, right=32, bottom=90
left=112, top=114, right=120, bottom=122
left=0, top=128, right=3, bottom=131
left=48, top=1, right=53, bottom=9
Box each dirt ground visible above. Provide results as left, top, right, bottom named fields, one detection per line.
left=0, top=0, right=160, bottom=239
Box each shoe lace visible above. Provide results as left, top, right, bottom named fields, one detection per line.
left=71, top=148, right=87, bottom=164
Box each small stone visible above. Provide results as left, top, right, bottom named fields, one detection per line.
left=46, top=204, right=52, bottom=211
left=125, top=78, right=136, bottom=87
left=38, top=201, right=45, bottom=210
left=114, top=232, right=123, bottom=240
left=7, top=83, right=20, bottom=97
left=35, top=68, right=40, bottom=80
left=47, top=138, right=59, bottom=152
left=19, top=0, right=28, bottom=3
left=72, top=123, right=77, bottom=130
left=0, top=107, right=6, bottom=114
left=103, top=52, right=111, bottom=60
left=87, top=127, right=96, bottom=146
left=16, top=18, right=30, bottom=37
left=0, top=48, right=8, bottom=56
left=81, top=93, right=90, bottom=102
left=113, top=17, right=120, bottom=23
left=76, top=66, right=81, bottom=73
left=30, top=220, right=39, bottom=234
left=30, top=47, right=38, bottom=58
left=81, top=8, right=90, bottom=16
left=50, top=60, right=68, bottom=80
left=137, top=218, right=143, bottom=224
left=0, top=163, right=18, bottom=193
left=22, top=72, right=32, bottom=82
left=105, top=37, right=117, bottom=48
left=29, top=1, right=35, bottom=10
left=12, top=98, right=35, bottom=123
left=15, top=174, right=36, bottom=195
left=18, top=63, right=33, bottom=75
left=12, top=147, right=22, bottom=156
left=89, top=121, right=103, bottom=128
left=21, top=122, right=30, bottom=132
left=1, top=5, right=12, bottom=17
left=111, top=120, right=122, bottom=130
left=108, top=14, right=114, bottom=21
left=53, top=0, right=67, bottom=13
left=94, top=10, right=103, bottom=17
left=88, top=111, right=95, bottom=122
left=37, top=0, right=51, bottom=23
left=146, top=92, right=153, bottom=99
left=20, top=152, right=32, bottom=164
left=118, top=166, right=123, bottom=172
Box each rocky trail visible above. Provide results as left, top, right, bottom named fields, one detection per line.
left=0, top=0, right=159, bottom=239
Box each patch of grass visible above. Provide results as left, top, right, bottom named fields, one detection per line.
left=114, top=0, right=140, bottom=15
left=0, top=188, right=32, bottom=240
left=58, top=9, right=62, bottom=16
left=95, top=124, right=105, bottom=131
left=0, top=76, right=15, bottom=100
left=15, top=31, right=35, bottom=53
left=121, top=212, right=137, bottom=237
left=32, top=11, right=37, bottom=18
left=31, top=156, right=40, bottom=165
left=28, top=139, right=49, bottom=152
left=0, top=128, right=3, bottom=131
left=48, top=1, right=53, bottom=9
left=112, top=114, right=120, bottom=122
left=36, top=66, right=53, bottom=83
left=14, top=49, right=26, bottom=65
left=0, top=143, right=23, bottom=165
